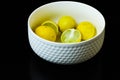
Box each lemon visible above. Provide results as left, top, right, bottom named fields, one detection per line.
left=41, top=20, right=59, bottom=34
left=77, top=21, right=96, bottom=40
left=35, top=25, right=57, bottom=42
left=61, top=29, right=81, bottom=43
left=58, top=16, right=76, bottom=32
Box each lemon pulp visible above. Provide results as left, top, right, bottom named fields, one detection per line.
left=61, top=29, right=81, bottom=43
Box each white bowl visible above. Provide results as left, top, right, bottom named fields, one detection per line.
left=28, top=1, right=105, bottom=64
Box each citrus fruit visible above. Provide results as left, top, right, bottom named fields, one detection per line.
left=35, top=25, right=57, bottom=42
left=61, top=29, right=81, bottom=43
left=41, top=20, right=59, bottom=34
left=77, top=21, right=96, bottom=40
left=58, top=16, right=76, bottom=32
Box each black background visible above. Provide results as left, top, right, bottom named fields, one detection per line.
left=0, top=0, right=119, bottom=80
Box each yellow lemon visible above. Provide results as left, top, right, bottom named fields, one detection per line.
left=35, top=26, right=57, bottom=42
left=77, top=21, right=96, bottom=40
left=41, top=20, right=59, bottom=34
left=58, top=16, right=76, bottom=32
left=61, top=29, right=81, bottom=43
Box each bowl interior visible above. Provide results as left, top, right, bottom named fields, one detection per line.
left=28, top=1, right=105, bottom=39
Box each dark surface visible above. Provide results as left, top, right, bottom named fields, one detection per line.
left=0, top=0, right=119, bottom=80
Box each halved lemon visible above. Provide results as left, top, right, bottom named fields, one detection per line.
left=41, top=20, right=59, bottom=34
left=61, top=29, right=81, bottom=43
left=77, top=21, right=96, bottom=40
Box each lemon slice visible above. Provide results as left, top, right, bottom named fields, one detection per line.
left=35, top=25, right=57, bottom=42
left=41, top=20, right=59, bottom=34
left=61, top=29, right=81, bottom=43
left=58, top=16, right=76, bottom=32
left=77, top=21, right=96, bottom=40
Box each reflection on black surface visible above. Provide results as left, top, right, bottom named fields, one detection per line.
left=29, top=50, right=103, bottom=80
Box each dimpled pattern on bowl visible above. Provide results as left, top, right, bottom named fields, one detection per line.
left=28, top=26, right=104, bottom=64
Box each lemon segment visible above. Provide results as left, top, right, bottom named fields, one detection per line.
left=35, top=26, right=57, bottom=42
left=41, top=20, right=59, bottom=34
left=77, top=21, right=96, bottom=40
left=58, top=16, right=76, bottom=32
left=61, top=29, right=81, bottom=43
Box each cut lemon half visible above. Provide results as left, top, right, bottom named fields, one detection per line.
left=61, top=29, right=81, bottom=43
left=77, top=21, right=96, bottom=40
left=41, top=20, right=59, bottom=34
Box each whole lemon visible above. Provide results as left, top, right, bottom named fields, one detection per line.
left=77, top=21, right=96, bottom=40
left=58, top=16, right=76, bottom=32
left=35, top=26, right=57, bottom=42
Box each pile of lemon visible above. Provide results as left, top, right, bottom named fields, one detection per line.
left=35, top=16, right=96, bottom=43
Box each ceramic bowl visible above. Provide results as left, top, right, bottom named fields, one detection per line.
left=28, top=1, right=105, bottom=64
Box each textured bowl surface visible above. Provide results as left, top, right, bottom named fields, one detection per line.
left=28, top=1, right=105, bottom=64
